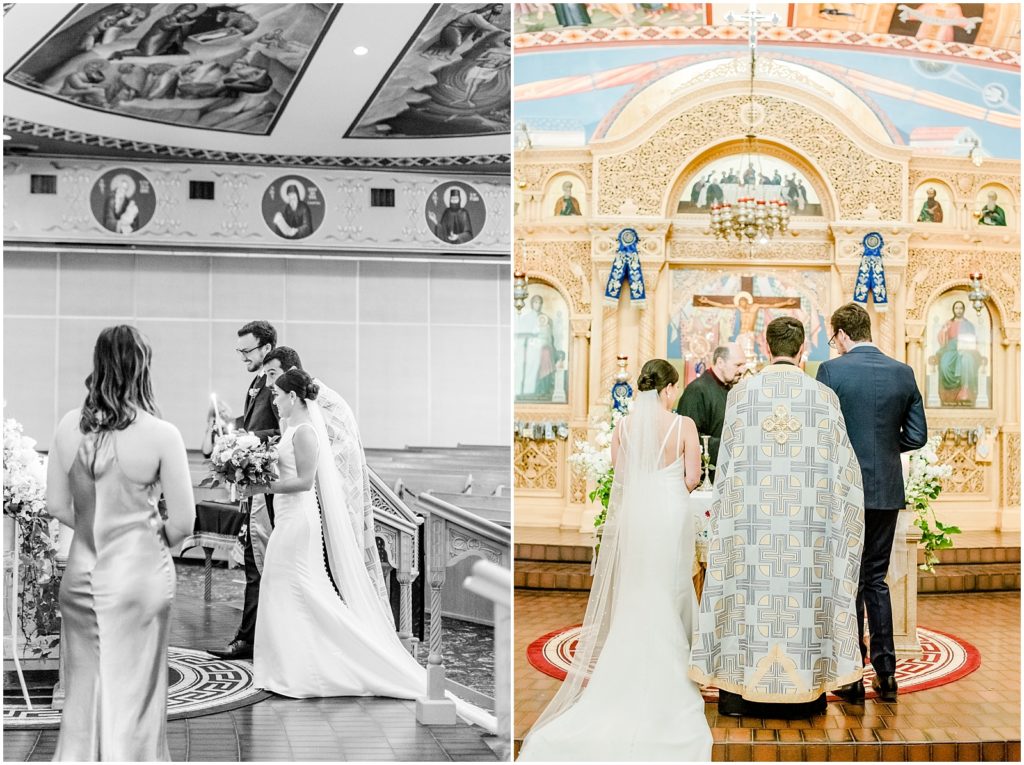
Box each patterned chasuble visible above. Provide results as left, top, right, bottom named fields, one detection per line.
left=689, top=365, right=865, bottom=703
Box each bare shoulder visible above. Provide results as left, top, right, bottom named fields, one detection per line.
left=56, top=408, right=81, bottom=435
left=134, top=412, right=184, bottom=449
left=676, top=413, right=698, bottom=433
left=293, top=422, right=318, bottom=446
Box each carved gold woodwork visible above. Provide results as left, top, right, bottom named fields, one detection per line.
left=521, top=241, right=592, bottom=314
left=905, top=248, right=1020, bottom=324
left=668, top=239, right=830, bottom=263
left=515, top=157, right=593, bottom=192
left=1002, top=431, right=1021, bottom=508
left=934, top=439, right=988, bottom=495
left=596, top=95, right=903, bottom=220
left=569, top=428, right=590, bottom=504
left=514, top=438, right=562, bottom=492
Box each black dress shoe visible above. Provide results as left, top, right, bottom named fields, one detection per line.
left=717, top=689, right=745, bottom=717
left=833, top=680, right=865, bottom=703
left=208, top=639, right=253, bottom=660
left=872, top=673, right=898, bottom=702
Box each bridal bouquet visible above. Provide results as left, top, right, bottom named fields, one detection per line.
left=200, top=430, right=280, bottom=498
left=904, top=435, right=958, bottom=571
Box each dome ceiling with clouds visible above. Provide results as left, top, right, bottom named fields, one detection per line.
left=514, top=3, right=1020, bottom=159
left=2, top=3, right=511, bottom=172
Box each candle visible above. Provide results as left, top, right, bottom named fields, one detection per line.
left=210, top=393, right=224, bottom=429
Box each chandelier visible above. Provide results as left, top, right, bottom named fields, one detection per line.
left=513, top=270, right=529, bottom=313
left=967, top=272, right=988, bottom=314
left=707, top=5, right=789, bottom=244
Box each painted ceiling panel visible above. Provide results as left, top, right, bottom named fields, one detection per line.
left=2, top=3, right=511, bottom=166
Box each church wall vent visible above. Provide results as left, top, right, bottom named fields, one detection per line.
left=29, top=174, right=56, bottom=194
left=370, top=188, right=395, bottom=207
left=189, top=180, right=215, bottom=200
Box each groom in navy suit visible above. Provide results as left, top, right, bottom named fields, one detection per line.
left=210, top=320, right=280, bottom=660
left=816, top=303, right=928, bottom=702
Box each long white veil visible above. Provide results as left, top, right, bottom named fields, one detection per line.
left=308, top=400, right=399, bottom=633
left=307, top=400, right=496, bottom=732
left=314, top=380, right=393, bottom=625
left=523, top=389, right=676, bottom=741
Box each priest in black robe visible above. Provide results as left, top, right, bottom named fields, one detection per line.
left=675, top=342, right=746, bottom=484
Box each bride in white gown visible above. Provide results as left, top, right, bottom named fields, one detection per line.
left=518, top=359, right=714, bottom=762
left=244, top=368, right=491, bottom=728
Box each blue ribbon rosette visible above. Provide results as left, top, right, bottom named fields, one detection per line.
left=604, top=228, right=646, bottom=307
left=853, top=231, right=888, bottom=312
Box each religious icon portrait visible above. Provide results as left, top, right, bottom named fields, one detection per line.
left=3, top=4, right=338, bottom=135
left=546, top=174, right=585, bottom=217
left=975, top=186, right=1010, bottom=227
left=425, top=181, right=486, bottom=245
left=925, top=289, right=993, bottom=409
left=346, top=4, right=510, bottom=139
left=676, top=154, right=822, bottom=216
left=261, top=175, right=325, bottom=240
left=913, top=183, right=953, bottom=224
left=668, top=270, right=830, bottom=381
left=514, top=282, right=570, bottom=404
left=90, top=167, right=156, bottom=234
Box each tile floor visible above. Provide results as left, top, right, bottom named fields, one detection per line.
left=513, top=590, right=1020, bottom=760
left=4, top=585, right=500, bottom=762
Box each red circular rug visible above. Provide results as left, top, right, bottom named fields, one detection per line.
left=526, top=625, right=980, bottom=701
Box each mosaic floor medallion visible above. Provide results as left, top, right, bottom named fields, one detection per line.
left=526, top=625, right=980, bottom=701
left=4, top=647, right=269, bottom=729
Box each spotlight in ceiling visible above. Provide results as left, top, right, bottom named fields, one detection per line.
left=353, top=46, right=369, bottom=56
left=2, top=134, right=11, bottom=141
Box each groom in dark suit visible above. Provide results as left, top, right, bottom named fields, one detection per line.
left=816, top=303, right=928, bottom=702
left=210, top=320, right=280, bottom=660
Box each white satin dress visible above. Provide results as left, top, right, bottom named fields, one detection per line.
left=253, top=423, right=425, bottom=699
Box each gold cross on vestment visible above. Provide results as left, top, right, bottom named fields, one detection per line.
left=762, top=404, right=801, bottom=445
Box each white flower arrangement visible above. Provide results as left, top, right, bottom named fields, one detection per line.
left=904, top=435, right=959, bottom=571
left=3, top=413, right=61, bottom=657
left=568, top=405, right=629, bottom=546
left=3, top=417, right=48, bottom=523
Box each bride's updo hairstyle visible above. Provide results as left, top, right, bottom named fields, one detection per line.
left=636, top=358, right=679, bottom=393
left=275, top=367, right=319, bottom=402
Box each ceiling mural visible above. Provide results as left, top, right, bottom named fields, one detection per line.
left=3, top=3, right=338, bottom=135
left=514, top=43, right=1020, bottom=159
left=346, top=3, right=511, bottom=139
left=513, top=3, right=1020, bottom=63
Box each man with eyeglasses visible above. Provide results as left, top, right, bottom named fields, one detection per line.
left=816, top=303, right=927, bottom=703
left=209, top=320, right=280, bottom=660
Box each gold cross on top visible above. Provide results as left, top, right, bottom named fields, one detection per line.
left=762, top=404, right=801, bottom=445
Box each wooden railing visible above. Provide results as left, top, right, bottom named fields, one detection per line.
left=463, top=559, right=511, bottom=758
left=412, top=491, right=510, bottom=729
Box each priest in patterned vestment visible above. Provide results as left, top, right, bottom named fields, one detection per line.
left=689, top=316, right=865, bottom=718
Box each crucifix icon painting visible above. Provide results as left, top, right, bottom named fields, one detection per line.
left=668, top=271, right=830, bottom=384
left=692, top=275, right=802, bottom=359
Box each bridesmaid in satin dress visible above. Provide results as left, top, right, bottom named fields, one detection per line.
left=45, top=325, right=196, bottom=761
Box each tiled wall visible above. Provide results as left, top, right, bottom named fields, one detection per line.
left=4, top=251, right=510, bottom=450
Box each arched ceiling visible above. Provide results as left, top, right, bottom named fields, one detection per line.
left=514, top=3, right=1020, bottom=159
left=3, top=3, right=511, bottom=173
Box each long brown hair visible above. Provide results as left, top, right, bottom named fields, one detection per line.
left=79, top=325, right=159, bottom=433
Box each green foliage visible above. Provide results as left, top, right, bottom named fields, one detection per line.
left=9, top=508, right=62, bottom=658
